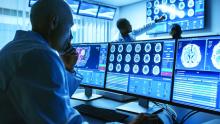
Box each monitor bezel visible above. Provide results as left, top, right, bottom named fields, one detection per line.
left=104, top=38, right=177, bottom=105
left=72, top=42, right=109, bottom=90
left=171, top=35, right=220, bottom=115
left=97, top=5, right=116, bottom=20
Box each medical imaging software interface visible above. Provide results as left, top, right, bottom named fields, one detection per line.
left=106, top=40, right=175, bottom=101
left=173, top=36, right=220, bottom=112
left=73, top=43, right=108, bottom=88
left=146, top=0, right=205, bottom=34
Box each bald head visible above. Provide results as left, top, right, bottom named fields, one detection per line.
left=30, top=0, right=74, bottom=52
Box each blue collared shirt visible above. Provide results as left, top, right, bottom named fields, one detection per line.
left=0, top=30, right=83, bottom=124
left=113, top=20, right=157, bottom=42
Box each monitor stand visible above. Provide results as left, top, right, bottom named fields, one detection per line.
left=116, top=98, right=162, bottom=114
left=71, top=87, right=102, bottom=101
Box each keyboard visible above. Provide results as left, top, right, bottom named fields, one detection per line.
left=74, top=104, right=128, bottom=122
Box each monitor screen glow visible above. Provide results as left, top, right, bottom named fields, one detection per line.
left=73, top=43, right=108, bottom=88
left=97, top=6, right=116, bottom=20
left=106, top=39, right=176, bottom=101
left=146, top=0, right=205, bottom=34
left=172, top=36, right=220, bottom=112
left=78, top=2, right=99, bottom=17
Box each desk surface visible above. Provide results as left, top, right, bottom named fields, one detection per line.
left=70, top=96, right=172, bottom=124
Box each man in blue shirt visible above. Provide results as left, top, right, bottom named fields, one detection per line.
left=114, top=16, right=165, bottom=42
left=0, top=0, right=83, bottom=123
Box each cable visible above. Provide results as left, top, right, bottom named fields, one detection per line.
left=153, top=102, right=178, bottom=124
left=180, top=111, right=199, bottom=124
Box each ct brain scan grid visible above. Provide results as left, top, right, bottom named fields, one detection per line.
left=73, top=43, right=108, bottom=88
left=173, top=36, right=220, bottom=112
left=146, top=0, right=205, bottom=34
left=106, top=39, right=175, bottom=101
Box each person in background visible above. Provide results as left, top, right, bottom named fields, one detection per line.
left=114, top=16, right=165, bottom=42
left=0, top=0, right=83, bottom=123
left=170, top=23, right=182, bottom=41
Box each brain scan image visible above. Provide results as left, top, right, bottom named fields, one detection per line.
left=179, top=2, right=185, bottom=10
left=152, top=65, right=160, bottom=75
left=133, top=64, right=139, bottom=74
left=181, top=44, right=202, bottom=68
left=147, top=17, right=152, bottom=23
left=188, top=9, right=194, bottom=17
left=170, top=4, right=176, bottom=10
left=126, top=44, right=132, bottom=53
left=211, top=42, right=220, bottom=70
left=109, top=54, right=114, bottom=62
left=154, top=0, right=159, bottom=7
left=170, top=0, right=176, bottom=4
left=108, top=63, right=113, bottom=71
left=134, top=54, right=141, bottom=63
left=116, top=64, right=121, bottom=72
left=76, top=47, right=91, bottom=67
left=144, top=54, right=151, bottom=63
left=154, top=54, right=161, bottom=63
left=155, top=43, right=162, bottom=52
left=162, top=0, right=167, bottom=4
left=188, top=0, right=194, bottom=8
left=142, top=65, right=150, bottom=75
left=124, top=64, right=130, bottom=73
left=179, top=11, right=185, bottom=18
left=110, top=45, right=115, bottom=53
left=154, top=15, right=159, bottom=20
left=147, top=9, right=152, bottom=16
left=147, top=2, right=152, bottom=8
left=170, top=14, right=176, bottom=20
left=154, top=8, right=160, bottom=15
left=125, top=54, right=131, bottom=62
left=135, top=44, right=142, bottom=53
left=145, top=43, right=151, bottom=52
left=162, top=14, right=168, bottom=20
left=118, top=44, right=123, bottom=53
left=117, top=54, right=122, bottom=62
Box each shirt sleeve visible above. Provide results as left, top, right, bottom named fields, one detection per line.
left=66, top=70, right=82, bottom=96
left=132, top=20, right=156, bottom=37
left=6, top=49, right=83, bottom=124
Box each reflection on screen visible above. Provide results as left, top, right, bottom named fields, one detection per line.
left=73, top=43, right=108, bottom=88
left=66, top=0, right=79, bottom=14
left=97, top=6, right=116, bottom=20
left=106, top=39, right=175, bottom=101
left=146, top=0, right=205, bottom=34
left=78, top=2, right=99, bottom=17
left=173, top=36, right=220, bottom=112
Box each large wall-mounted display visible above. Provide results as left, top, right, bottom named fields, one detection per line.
left=146, top=0, right=205, bottom=34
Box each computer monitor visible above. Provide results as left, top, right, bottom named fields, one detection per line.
left=106, top=39, right=176, bottom=102
left=172, top=35, right=220, bottom=114
left=97, top=6, right=116, bottom=20
left=78, top=1, right=99, bottom=17
left=73, top=43, right=108, bottom=88
left=146, top=0, right=205, bottom=34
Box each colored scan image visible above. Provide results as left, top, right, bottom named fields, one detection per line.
left=76, top=47, right=91, bottom=67
left=181, top=44, right=201, bottom=68
left=211, top=42, right=220, bottom=70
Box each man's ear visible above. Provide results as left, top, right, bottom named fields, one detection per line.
left=50, top=16, right=59, bottom=30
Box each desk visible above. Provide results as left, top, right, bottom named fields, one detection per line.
left=70, top=98, right=172, bottom=124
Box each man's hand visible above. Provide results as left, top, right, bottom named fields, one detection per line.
left=129, top=113, right=163, bottom=124
left=60, top=45, right=78, bottom=72
left=155, top=15, right=165, bottom=23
